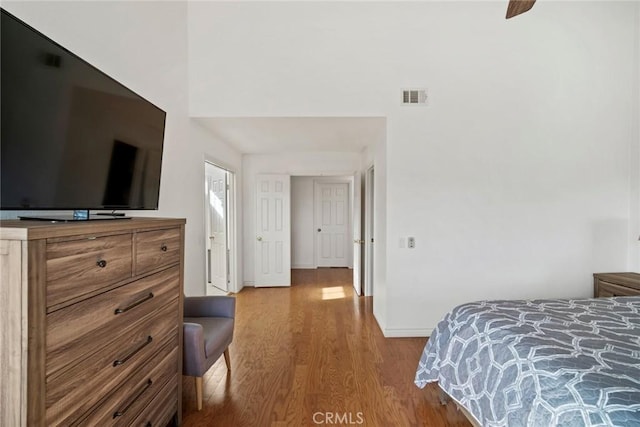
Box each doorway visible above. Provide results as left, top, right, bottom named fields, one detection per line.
left=255, top=173, right=365, bottom=294
left=289, top=176, right=355, bottom=271
left=289, top=175, right=362, bottom=297
left=204, top=161, right=236, bottom=294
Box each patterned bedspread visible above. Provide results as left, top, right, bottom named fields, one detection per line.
left=414, top=297, right=640, bottom=426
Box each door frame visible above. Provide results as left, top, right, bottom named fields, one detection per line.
left=353, top=171, right=363, bottom=296
left=289, top=172, right=359, bottom=271
left=274, top=170, right=362, bottom=292
left=204, top=162, right=228, bottom=292
left=364, top=165, right=374, bottom=297
left=203, top=158, right=238, bottom=294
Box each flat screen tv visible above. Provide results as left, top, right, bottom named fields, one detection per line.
left=1, top=9, right=166, bottom=220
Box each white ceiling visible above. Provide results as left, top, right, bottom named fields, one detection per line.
left=195, top=117, right=386, bottom=154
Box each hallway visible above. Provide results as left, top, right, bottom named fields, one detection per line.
left=181, top=268, right=470, bottom=426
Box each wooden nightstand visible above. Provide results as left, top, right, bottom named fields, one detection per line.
left=593, top=272, right=640, bottom=297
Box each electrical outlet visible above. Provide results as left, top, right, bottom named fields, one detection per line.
left=408, top=237, right=415, bottom=248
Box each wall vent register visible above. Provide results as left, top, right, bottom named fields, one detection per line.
left=402, top=89, right=428, bottom=105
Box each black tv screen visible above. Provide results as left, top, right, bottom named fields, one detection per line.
left=1, top=9, right=166, bottom=212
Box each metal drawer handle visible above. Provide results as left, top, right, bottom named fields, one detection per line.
left=97, top=259, right=108, bottom=268
left=113, top=336, right=153, bottom=367
left=160, top=244, right=168, bottom=252
left=113, top=378, right=153, bottom=418
left=114, top=292, right=154, bottom=315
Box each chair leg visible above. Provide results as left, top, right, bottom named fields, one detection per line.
left=195, top=376, right=203, bottom=411
left=223, top=348, right=231, bottom=370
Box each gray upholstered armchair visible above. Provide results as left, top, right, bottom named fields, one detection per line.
left=183, top=295, right=235, bottom=411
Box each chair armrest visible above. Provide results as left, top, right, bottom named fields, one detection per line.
left=184, top=295, right=236, bottom=318
left=183, top=322, right=207, bottom=377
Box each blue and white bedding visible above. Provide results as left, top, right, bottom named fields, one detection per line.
left=415, top=297, right=640, bottom=426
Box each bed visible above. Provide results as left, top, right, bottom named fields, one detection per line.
left=414, top=297, right=640, bottom=426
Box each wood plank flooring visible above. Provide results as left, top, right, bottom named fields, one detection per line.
left=181, top=269, right=470, bottom=427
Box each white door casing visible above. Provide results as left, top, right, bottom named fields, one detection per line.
left=364, top=167, right=374, bottom=297
left=315, top=182, right=350, bottom=268
left=352, top=172, right=363, bottom=295
left=205, top=163, right=228, bottom=293
left=255, top=174, right=291, bottom=287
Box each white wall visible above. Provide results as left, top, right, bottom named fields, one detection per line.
left=243, top=152, right=362, bottom=284
left=384, top=3, right=639, bottom=336
left=632, top=2, right=640, bottom=270
left=190, top=1, right=640, bottom=336
left=384, top=2, right=639, bottom=336
left=373, top=128, right=388, bottom=331
left=2, top=2, right=243, bottom=297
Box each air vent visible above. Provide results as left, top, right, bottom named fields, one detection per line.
left=402, top=89, right=427, bottom=105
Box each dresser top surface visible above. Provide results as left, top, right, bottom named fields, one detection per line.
left=0, top=217, right=185, bottom=241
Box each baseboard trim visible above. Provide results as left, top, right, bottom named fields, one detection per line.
left=291, top=264, right=316, bottom=269
left=382, top=328, right=433, bottom=338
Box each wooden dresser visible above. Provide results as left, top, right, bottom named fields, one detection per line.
left=593, top=272, right=640, bottom=297
left=0, top=217, right=185, bottom=426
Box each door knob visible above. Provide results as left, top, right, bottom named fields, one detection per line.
left=257, top=236, right=262, bottom=241
left=317, top=228, right=322, bottom=232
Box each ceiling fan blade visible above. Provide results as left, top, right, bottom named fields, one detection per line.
left=506, top=0, right=536, bottom=19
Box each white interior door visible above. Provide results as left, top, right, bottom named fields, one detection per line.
left=315, top=182, right=350, bottom=268
left=205, top=163, right=228, bottom=293
left=352, top=173, right=363, bottom=295
left=255, top=174, right=291, bottom=287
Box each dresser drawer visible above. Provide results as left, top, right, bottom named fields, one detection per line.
left=45, top=303, right=178, bottom=425
left=47, top=233, right=133, bottom=308
left=130, top=375, right=178, bottom=427
left=135, top=228, right=181, bottom=276
left=46, top=266, right=180, bottom=378
left=74, top=344, right=179, bottom=427
left=597, top=281, right=640, bottom=297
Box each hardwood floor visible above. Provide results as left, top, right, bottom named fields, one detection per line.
left=181, top=269, right=470, bottom=427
